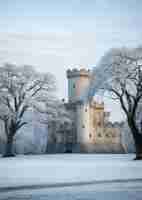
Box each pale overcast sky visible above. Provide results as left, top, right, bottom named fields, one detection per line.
left=0, top=0, right=142, bottom=121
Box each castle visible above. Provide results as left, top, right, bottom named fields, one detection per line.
left=47, top=68, right=124, bottom=153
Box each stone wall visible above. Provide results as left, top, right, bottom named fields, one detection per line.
left=46, top=68, right=126, bottom=154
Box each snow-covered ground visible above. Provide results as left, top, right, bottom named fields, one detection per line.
left=1, top=181, right=142, bottom=200
left=0, top=154, right=142, bottom=189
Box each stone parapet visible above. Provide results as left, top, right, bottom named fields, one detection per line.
left=90, top=100, right=104, bottom=109
left=67, top=68, right=91, bottom=78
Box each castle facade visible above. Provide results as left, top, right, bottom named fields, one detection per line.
left=47, top=68, right=124, bottom=153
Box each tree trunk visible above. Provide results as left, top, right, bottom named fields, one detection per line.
left=134, top=134, right=142, bottom=160
left=3, top=135, right=15, bottom=157
left=128, top=118, right=142, bottom=160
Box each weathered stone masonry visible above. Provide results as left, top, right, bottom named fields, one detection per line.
left=47, top=68, right=124, bottom=153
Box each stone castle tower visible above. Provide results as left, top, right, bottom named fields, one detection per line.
left=47, top=68, right=124, bottom=153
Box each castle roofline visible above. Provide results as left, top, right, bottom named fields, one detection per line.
left=67, top=68, right=91, bottom=78
left=89, top=100, right=104, bottom=109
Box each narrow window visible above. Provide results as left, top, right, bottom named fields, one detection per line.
left=89, top=133, right=92, bottom=138
left=98, top=121, right=101, bottom=126
left=98, top=133, right=102, bottom=137
left=106, top=133, right=109, bottom=137
left=73, top=83, right=76, bottom=88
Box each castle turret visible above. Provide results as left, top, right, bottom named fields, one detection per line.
left=66, top=68, right=92, bottom=151
left=67, top=68, right=91, bottom=102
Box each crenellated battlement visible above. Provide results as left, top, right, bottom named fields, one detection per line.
left=67, top=68, right=91, bottom=78
left=90, top=100, right=104, bottom=109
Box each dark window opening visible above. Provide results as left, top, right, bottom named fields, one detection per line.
left=98, top=122, right=101, bottom=126
left=98, top=133, right=102, bottom=137
left=105, top=133, right=109, bottom=137
left=65, top=143, right=73, bottom=153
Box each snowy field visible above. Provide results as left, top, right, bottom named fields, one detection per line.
left=0, top=154, right=142, bottom=190
left=1, top=181, right=142, bottom=200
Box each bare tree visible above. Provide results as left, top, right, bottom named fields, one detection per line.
left=0, top=63, right=56, bottom=157
left=89, top=47, right=142, bottom=159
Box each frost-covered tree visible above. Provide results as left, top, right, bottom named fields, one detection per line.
left=45, top=99, right=72, bottom=152
left=89, top=47, right=142, bottom=159
left=35, top=97, right=72, bottom=151
left=0, top=64, right=56, bottom=157
left=120, top=122, right=135, bottom=153
left=46, top=99, right=72, bottom=124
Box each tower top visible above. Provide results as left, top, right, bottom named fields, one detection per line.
left=67, top=68, right=91, bottom=78
left=66, top=68, right=91, bottom=102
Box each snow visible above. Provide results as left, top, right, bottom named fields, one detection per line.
left=0, top=154, right=142, bottom=189
left=1, top=181, right=142, bottom=200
